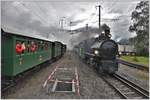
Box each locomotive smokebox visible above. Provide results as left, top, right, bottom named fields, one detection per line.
left=91, top=40, right=118, bottom=60
left=100, top=40, right=118, bottom=59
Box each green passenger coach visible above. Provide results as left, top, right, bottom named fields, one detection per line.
left=1, top=29, right=66, bottom=77
left=52, top=41, right=62, bottom=58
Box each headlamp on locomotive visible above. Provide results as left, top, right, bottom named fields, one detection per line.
left=94, top=50, right=99, bottom=55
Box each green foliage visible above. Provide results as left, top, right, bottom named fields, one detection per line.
left=129, top=1, right=149, bottom=56
left=120, top=55, right=149, bottom=67
left=133, top=56, right=138, bottom=62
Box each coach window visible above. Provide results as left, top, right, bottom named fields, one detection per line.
left=33, top=41, right=37, bottom=52
left=38, top=41, right=43, bottom=51
left=38, top=41, right=41, bottom=51
left=16, top=40, right=26, bottom=55
left=21, top=42, right=26, bottom=54
left=16, top=41, right=22, bottom=55
left=30, top=41, right=36, bottom=52
left=45, top=42, right=48, bottom=51
left=49, top=43, right=52, bottom=49
left=27, top=41, right=31, bottom=53
left=39, top=41, right=44, bottom=51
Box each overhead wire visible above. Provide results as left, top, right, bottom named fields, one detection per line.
left=20, top=2, right=49, bottom=25
left=81, top=0, right=120, bottom=28
left=35, top=3, right=48, bottom=17
left=86, top=6, right=98, bottom=27
left=86, top=0, right=109, bottom=27
left=19, top=1, right=133, bottom=29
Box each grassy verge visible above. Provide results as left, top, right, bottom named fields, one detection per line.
left=120, top=55, right=149, bottom=67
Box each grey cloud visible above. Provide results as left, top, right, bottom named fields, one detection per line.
left=79, top=8, right=86, bottom=12
left=1, top=1, right=60, bottom=38
left=1, top=0, right=142, bottom=49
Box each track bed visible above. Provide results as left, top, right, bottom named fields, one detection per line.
left=2, top=51, right=122, bottom=99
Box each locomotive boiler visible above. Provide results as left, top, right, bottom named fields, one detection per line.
left=75, top=30, right=119, bottom=74
left=89, top=34, right=118, bottom=74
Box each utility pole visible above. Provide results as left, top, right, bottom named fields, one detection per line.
left=96, top=5, right=101, bottom=34
left=60, top=19, right=63, bottom=29
left=70, top=21, right=72, bottom=32
left=59, top=17, right=66, bottom=30
left=86, top=24, right=88, bottom=31
left=70, top=21, right=73, bottom=47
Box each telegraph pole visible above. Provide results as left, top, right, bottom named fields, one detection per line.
left=86, top=24, right=88, bottom=31
left=59, top=17, right=66, bottom=30
left=70, top=21, right=73, bottom=47
left=60, top=19, right=64, bottom=29
left=96, top=5, right=101, bottom=34
left=70, top=21, right=72, bottom=32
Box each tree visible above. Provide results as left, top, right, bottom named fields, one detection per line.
left=129, top=1, right=149, bottom=56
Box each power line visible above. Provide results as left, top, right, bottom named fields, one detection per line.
left=86, top=6, right=98, bottom=25
left=35, top=2, right=49, bottom=20
left=20, top=2, right=49, bottom=25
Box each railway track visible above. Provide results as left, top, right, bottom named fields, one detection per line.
left=1, top=61, right=51, bottom=93
left=1, top=80, right=15, bottom=92
left=117, top=59, right=149, bottom=72
left=101, top=73, right=149, bottom=99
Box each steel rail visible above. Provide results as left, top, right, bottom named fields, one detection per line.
left=117, top=59, right=149, bottom=71
left=2, top=61, right=51, bottom=93
left=113, top=74, right=149, bottom=98
left=100, top=75, right=128, bottom=99
left=101, top=73, right=149, bottom=99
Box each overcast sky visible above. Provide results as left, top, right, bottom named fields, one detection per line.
left=1, top=0, right=145, bottom=49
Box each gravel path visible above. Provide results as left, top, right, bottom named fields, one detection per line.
left=2, top=51, right=121, bottom=99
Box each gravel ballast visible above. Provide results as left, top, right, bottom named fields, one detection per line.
left=2, top=51, right=121, bottom=99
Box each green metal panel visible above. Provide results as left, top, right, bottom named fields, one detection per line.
left=1, top=33, right=14, bottom=76
left=55, top=42, right=58, bottom=57
left=12, top=37, right=53, bottom=76
left=52, top=42, right=61, bottom=58
left=2, top=32, right=53, bottom=76
left=52, top=42, right=56, bottom=58
left=55, top=42, right=62, bottom=57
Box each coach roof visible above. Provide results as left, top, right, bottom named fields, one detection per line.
left=2, top=26, right=52, bottom=42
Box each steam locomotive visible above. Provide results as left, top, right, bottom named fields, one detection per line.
left=74, top=29, right=118, bottom=74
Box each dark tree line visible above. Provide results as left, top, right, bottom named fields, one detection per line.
left=129, top=1, right=149, bottom=56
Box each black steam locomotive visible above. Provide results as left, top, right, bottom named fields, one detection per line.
left=74, top=29, right=118, bottom=74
